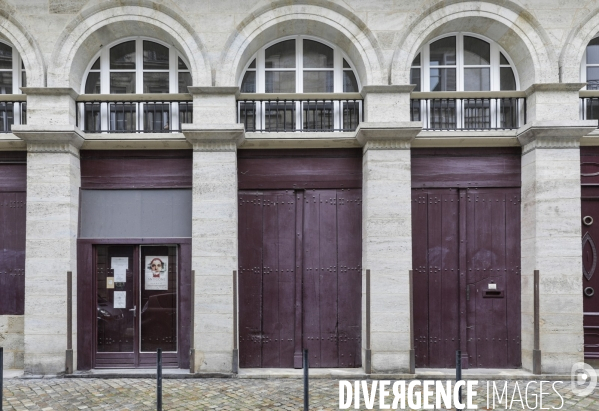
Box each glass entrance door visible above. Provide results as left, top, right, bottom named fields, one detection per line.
left=94, top=244, right=179, bottom=368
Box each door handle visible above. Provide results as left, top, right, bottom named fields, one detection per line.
left=129, top=305, right=136, bottom=317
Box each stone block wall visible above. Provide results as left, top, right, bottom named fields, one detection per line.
left=0, top=315, right=24, bottom=369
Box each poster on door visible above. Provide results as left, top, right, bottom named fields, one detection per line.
left=145, top=256, right=169, bottom=290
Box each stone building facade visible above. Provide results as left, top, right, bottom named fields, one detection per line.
left=0, top=0, right=598, bottom=376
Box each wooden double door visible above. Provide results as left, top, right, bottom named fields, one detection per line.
left=582, top=197, right=599, bottom=359
left=238, top=189, right=362, bottom=368
left=412, top=187, right=521, bottom=368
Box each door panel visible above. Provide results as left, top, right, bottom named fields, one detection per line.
left=239, top=189, right=361, bottom=368
left=412, top=187, right=521, bottom=368
left=582, top=199, right=599, bottom=359
left=0, top=192, right=26, bottom=315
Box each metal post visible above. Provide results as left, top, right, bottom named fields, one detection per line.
left=409, top=270, right=415, bottom=374
left=190, top=270, right=195, bottom=374
left=1, top=346, right=4, bottom=411
left=65, top=271, right=73, bottom=374
left=456, top=350, right=462, bottom=405
left=365, top=269, right=371, bottom=374
left=533, top=270, right=542, bottom=375
left=303, top=349, right=309, bottom=411
left=157, top=348, right=163, bottom=411
left=232, top=270, right=239, bottom=374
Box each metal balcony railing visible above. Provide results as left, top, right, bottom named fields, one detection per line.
left=410, top=92, right=526, bottom=131
left=237, top=93, right=363, bottom=132
left=580, top=91, right=599, bottom=127
left=76, top=94, right=192, bottom=133
left=0, top=95, right=27, bottom=133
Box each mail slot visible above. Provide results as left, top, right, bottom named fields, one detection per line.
left=483, top=289, right=504, bottom=298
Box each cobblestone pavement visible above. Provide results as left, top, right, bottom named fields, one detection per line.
left=2, top=377, right=598, bottom=410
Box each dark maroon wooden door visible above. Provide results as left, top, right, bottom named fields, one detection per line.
left=412, top=187, right=521, bottom=368
left=0, top=192, right=26, bottom=314
left=239, top=189, right=361, bottom=368
left=582, top=198, right=599, bottom=359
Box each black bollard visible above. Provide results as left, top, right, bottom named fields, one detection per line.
left=303, top=349, right=309, bottom=411
left=157, top=348, right=163, bottom=411
left=1, top=346, right=3, bottom=411
left=456, top=350, right=462, bottom=405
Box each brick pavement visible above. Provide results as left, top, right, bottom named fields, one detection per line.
left=2, top=377, right=598, bottom=410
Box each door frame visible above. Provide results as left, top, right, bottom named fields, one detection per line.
left=77, top=238, right=191, bottom=370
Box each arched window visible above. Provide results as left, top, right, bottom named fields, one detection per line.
left=410, top=33, right=518, bottom=92
left=82, top=38, right=191, bottom=94
left=409, top=33, right=521, bottom=130
left=238, top=37, right=361, bottom=132
left=80, top=38, right=192, bottom=133
left=0, top=41, right=26, bottom=131
left=582, top=37, right=599, bottom=90
left=240, top=36, right=359, bottom=93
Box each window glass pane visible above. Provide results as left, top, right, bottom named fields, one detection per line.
left=500, top=67, right=516, bottom=90
left=85, top=72, right=101, bottom=94
left=303, top=40, right=333, bottom=68
left=303, top=71, right=333, bottom=92
left=265, top=40, right=295, bottom=69
left=178, top=72, right=192, bottom=93
left=587, top=67, right=599, bottom=90
left=110, top=41, right=136, bottom=70
left=143, top=72, right=169, bottom=93
left=0, top=43, right=12, bottom=70
left=265, top=71, right=295, bottom=93
left=588, top=38, right=599, bottom=65
left=0, top=71, right=12, bottom=94
left=430, top=68, right=456, bottom=91
left=343, top=71, right=358, bottom=92
left=144, top=41, right=169, bottom=70
left=464, top=67, right=490, bottom=91
left=110, top=72, right=136, bottom=93
left=430, top=37, right=456, bottom=66
left=343, top=59, right=350, bottom=69
left=91, top=58, right=100, bottom=70
left=21, top=71, right=26, bottom=88
left=410, top=68, right=421, bottom=91
left=178, top=57, right=188, bottom=70
left=248, top=59, right=256, bottom=69
left=464, top=36, right=490, bottom=65
left=500, top=53, right=509, bottom=65
left=241, top=71, right=256, bottom=93
left=412, top=53, right=421, bottom=67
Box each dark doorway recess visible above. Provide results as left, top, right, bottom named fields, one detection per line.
left=411, top=148, right=521, bottom=369
left=237, top=149, right=362, bottom=368
left=0, top=151, right=26, bottom=315
left=581, top=147, right=599, bottom=359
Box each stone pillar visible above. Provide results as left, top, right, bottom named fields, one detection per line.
left=13, top=88, right=82, bottom=375
left=183, top=86, right=244, bottom=373
left=519, top=83, right=596, bottom=373
left=358, top=85, right=421, bottom=373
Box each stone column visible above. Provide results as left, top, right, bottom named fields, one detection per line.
left=183, top=86, right=244, bottom=373
left=358, top=85, right=421, bottom=373
left=13, top=88, right=82, bottom=375
left=519, top=83, right=596, bottom=373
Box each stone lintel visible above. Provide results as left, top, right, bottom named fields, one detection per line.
left=20, top=87, right=79, bottom=99
left=183, top=123, right=245, bottom=151
left=517, top=121, right=597, bottom=151
left=187, top=86, right=239, bottom=97
left=524, top=83, right=587, bottom=97
left=360, top=85, right=415, bottom=96
left=356, top=122, right=422, bottom=150
left=12, top=124, right=84, bottom=150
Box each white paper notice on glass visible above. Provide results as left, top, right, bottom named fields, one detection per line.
left=111, top=257, right=128, bottom=283
left=145, top=256, right=169, bottom=290
left=113, top=291, right=126, bottom=308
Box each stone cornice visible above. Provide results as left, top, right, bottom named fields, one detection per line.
left=360, top=85, right=415, bottom=96
left=524, top=83, right=586, bottom=97
left=27, top=142, right=81, bottom=157
left=182, top=123, right=245, bottom=152
left=517, top=121, right=597, bottom=147
left=20, top=87, right=79, bottom=99
left=11, top=124, right=84, bottom=151
left=187, top=86, right=239, bottom=97
left=356, top=122, right=422, bottom=150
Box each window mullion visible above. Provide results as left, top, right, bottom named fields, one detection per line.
left=137, top=38, right=143, bottom=95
